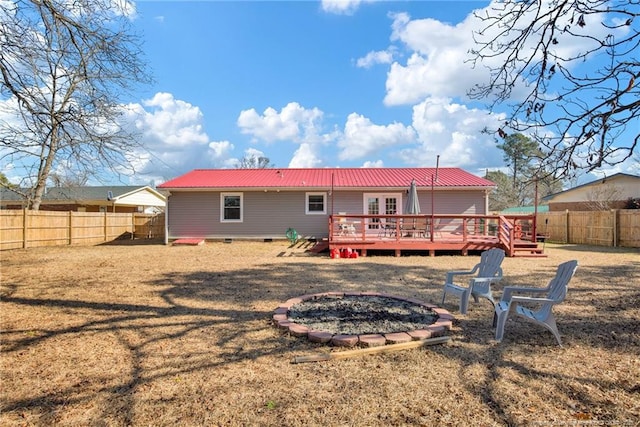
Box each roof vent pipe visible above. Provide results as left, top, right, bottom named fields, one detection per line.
left=435, top=155, right=440, bottom=182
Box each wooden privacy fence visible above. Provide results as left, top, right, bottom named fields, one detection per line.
left=0, top=210, right=165, bottom=250
left=537, top=209, right=640, bottom=248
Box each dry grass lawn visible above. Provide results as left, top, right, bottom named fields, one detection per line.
left=1, top=241, right=639, bottom=426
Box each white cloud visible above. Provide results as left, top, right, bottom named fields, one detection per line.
left=237, top=102, right=334, bottom=168
left=208, top=140, right=235, bottom=161
left=289, top=143, right=324, bottom=168
left=112, top=0, right=137, bottom=19
left=356, top=49, right=395, bottom=68
left=362, top=160, right=384, bottom=168
left=384, top=4, right=620, bottom=107
left=384, top=12, right=485, bottom=106
left=243, top=147, right=266, bottom=158
left=237, top=102, right=324, bottom=143
left=337, top=113, right=416, bottom=161
left=321, top=0, right=371, bottom=15
left=137, top=92, right=209, bottom=148
left=395, top=97, right=506, bottom=169
left=121, top=92, right=235, bottom=183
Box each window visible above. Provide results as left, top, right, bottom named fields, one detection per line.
left=221, top=193, right=243, bottom=222
left=306, top=192, right=326, bottom=215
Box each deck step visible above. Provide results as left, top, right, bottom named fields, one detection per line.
left=512, top=249, right=547, bottom=257
left=512, top=252, right=548, bottom=258
left=172, top=238, right=205, bottom=246
left=309, top=241, right=329, bottom=253
left=511, top=241, right=547, bottom=257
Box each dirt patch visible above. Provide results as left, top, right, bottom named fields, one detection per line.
left=1, top=241, right=639, bottom=426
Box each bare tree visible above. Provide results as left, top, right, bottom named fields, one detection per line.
left=236, top=154, right=273, bottom=169
left=49, top=169, right=90, bottom=187
left=586, top=182, right=623, bottom=210
left=469, top=1, right=639, bottom=178
left=0, top=0, right=151, bottom=209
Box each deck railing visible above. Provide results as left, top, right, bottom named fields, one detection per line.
left=497, top=215, right=515, bottom=255
left=328, top=214, right=533, bottom=243
left=328, top=213, right=536, bottom=256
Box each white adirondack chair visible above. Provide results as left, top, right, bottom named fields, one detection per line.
left=494, top=260, right=578, bottom=346
left=441, top=248, right=505, bottom=314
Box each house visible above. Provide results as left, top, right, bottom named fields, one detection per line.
left=0, top=188, right=28, bottom=209
left=158, top=168, right=496, bottom=242
left=499, top=205, right=549, bottom=215
left=0, top=186, right=166, bottom=213
left=542, top=173, right=640, bottom=211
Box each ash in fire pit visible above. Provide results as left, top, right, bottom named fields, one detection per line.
left=287, top=294, right=439, bottom=335
left=274, top=292, right=454, bottom=347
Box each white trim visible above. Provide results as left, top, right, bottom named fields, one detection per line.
left=363, top=193, right=403, bottom=215
left=305, top=192, right=327, bottom=215
left=220, top=192, right=243, bottom=222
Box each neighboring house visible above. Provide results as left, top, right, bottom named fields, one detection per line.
left=158, top=168, right=496, bottom=241
left=0, top=188, right=28, bottom=209
left=0, top=186, right=166, bottom=213
left=543, top=173, right=640, bottom=211
left=499, top=205, right=549, bottom=215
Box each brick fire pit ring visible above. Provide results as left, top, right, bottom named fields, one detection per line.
left=273, top=292, right=454, bottom=347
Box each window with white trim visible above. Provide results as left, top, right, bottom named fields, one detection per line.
left=306, top=192, right=326, bottom=215
left=221, top=193, right=243, bottom=222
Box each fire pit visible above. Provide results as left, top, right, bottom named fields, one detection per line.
left=273, top=292, right=454, bottom=347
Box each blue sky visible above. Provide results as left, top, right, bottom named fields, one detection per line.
left=126, top=0, right=513, bottom=184
left=2, top=0, right=638, bottom=186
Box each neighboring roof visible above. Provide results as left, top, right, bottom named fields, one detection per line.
left=1, top=186, right=166, bottom=207
left=158, top=168, right=496, bottom=190
left=0, top=188, right=28, bottom=202
left=543, top=172, right=640, bottom=201
left=42, top=185, right=165, bottom=201
left=501, top=205, right=549, bottom=214
left=43, top=186, right=166, bottom=206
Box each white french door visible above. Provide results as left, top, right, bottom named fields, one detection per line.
left=364, top=193, right=401, bottom=231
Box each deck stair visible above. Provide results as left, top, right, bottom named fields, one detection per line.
left=510, top=241, right=547, bottom=257
left=309, top=240, right=329, bottom=253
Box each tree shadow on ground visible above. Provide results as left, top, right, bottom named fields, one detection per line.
left=2, top=249, right=638, bottom=425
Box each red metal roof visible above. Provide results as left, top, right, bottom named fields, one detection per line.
left=158, top=168, right=495, bottom=189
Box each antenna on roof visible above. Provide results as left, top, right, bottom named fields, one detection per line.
left=107, top=191, right=113, bottom=201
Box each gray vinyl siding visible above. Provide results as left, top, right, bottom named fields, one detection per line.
left=430, top=191, right=485, bottom=215
left=333, top=190, right=485, bottom=215
left=167, top=191, right=331, bottom=240
left=166, top=189, right=487, bottom=240
left=330, top=191, right=366, bottom=214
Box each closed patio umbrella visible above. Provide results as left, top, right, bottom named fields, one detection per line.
left=404, top=179, right=421, bottom=236
left=405, top=179, right=421, bottom=214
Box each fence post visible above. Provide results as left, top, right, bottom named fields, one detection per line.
left=104, top=211, right=108, bottom=242
left=612, top=209, right=618, bottom=247
left=69, top=211, right=73, bottom=245
left=22, top=209, right=27, bottom=249
left=565, top=210, right=570, bottom=243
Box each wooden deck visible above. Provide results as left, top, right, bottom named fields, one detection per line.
left=328, top=214, right=545, bottom=257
